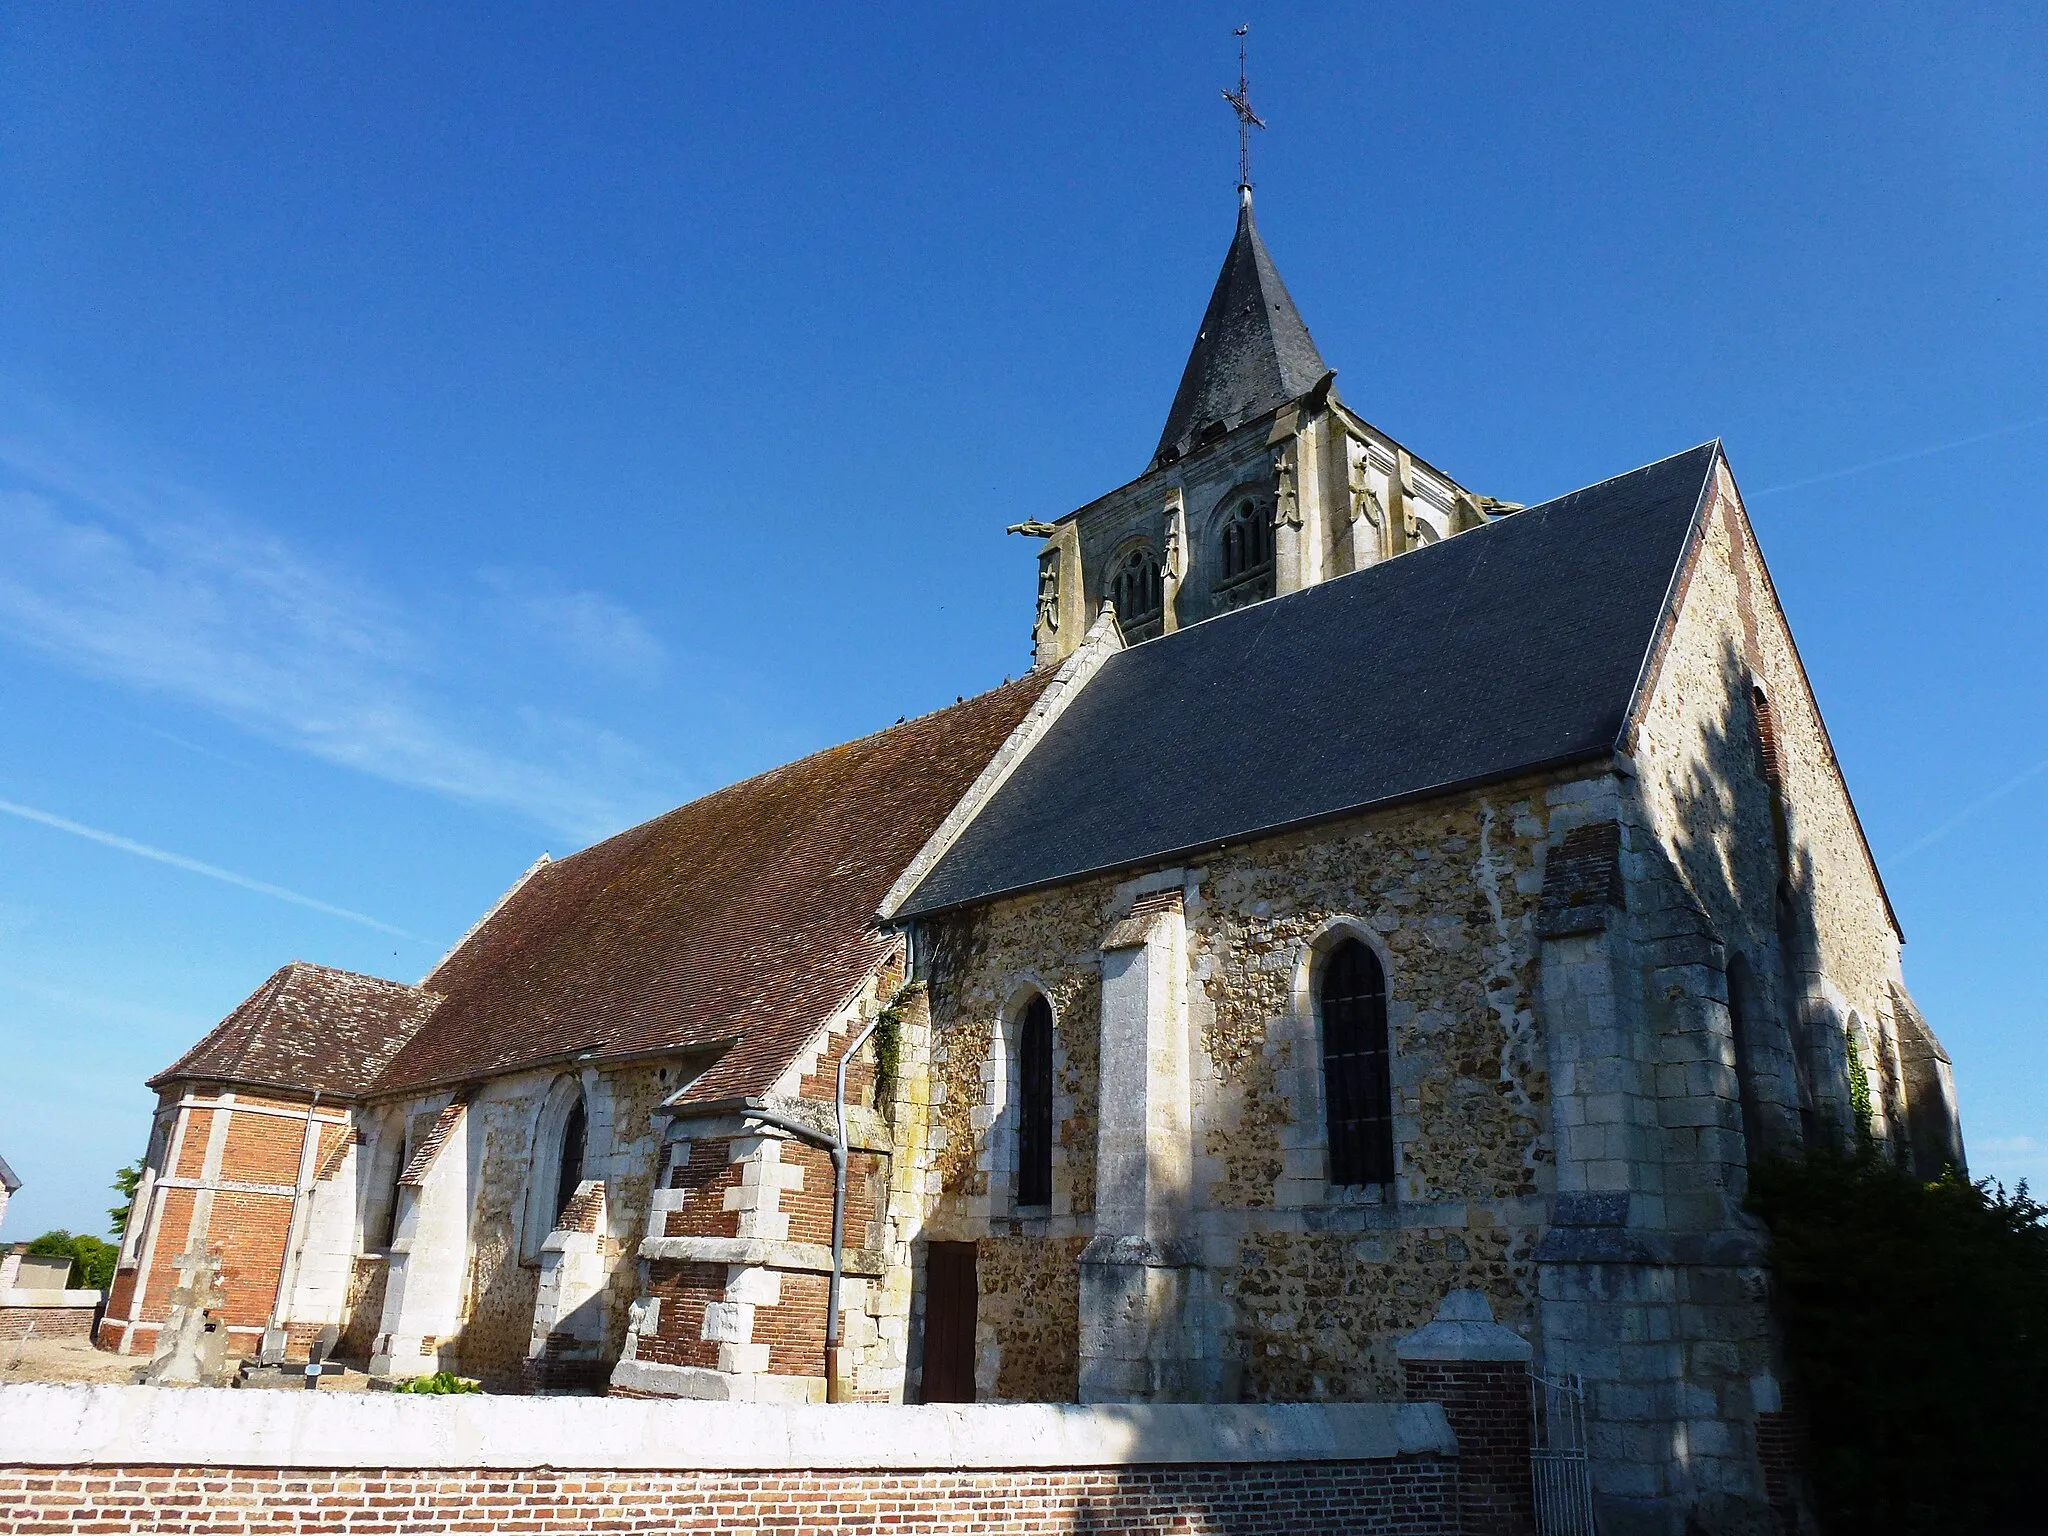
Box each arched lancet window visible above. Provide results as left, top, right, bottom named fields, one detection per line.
left=1320, top=939, right=1394, bottom=1186
left=1219, top=497, right=1274, bottom=585
left=1016, top=995, right=1054, bottom=1208
left=553, top=1097, right=587, bottom=1226
left=1111, top=545, right=1163, bottom=628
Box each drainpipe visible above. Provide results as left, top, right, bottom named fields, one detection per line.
left=261, top=1090, right=323, bottom=1364
left=720, top=970, right=910, bottom=1403
left=824, top=1010, right=884, bottom=1402
left=823, top=951, right=917, bottom=1404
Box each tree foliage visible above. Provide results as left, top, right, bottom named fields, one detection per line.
left=1748, top=1147, right=2048, bottom=1535
left=22, top=1230, right=119, bottom=1292
left=109, top=1164, right=141, bottom=1236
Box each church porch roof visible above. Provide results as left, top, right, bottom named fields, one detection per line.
left=150, top=962, right=441, bottom=1100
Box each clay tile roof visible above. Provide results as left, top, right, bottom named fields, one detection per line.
left=370, top=674, right=1053, bottom=1100
left=150, top=962, right=441, bottom=1099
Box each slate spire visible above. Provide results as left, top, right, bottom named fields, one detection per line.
left=1153, top=190, right=1329, bottom=468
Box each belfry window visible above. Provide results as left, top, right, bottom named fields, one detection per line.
left=1110, top=545, right=1164, bottom=629
left=1320, top=939, right=1395, bottom=1186
left=1219, top=497, right=1274, bottom=585
left=553, top=1097, right=586, bottom=1226
left=1016, top=995, right=1054, bottom=1208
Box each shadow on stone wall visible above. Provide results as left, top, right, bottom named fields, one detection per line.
left=1654, top=633, right=1858, bottom=1163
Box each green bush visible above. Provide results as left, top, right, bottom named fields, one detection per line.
left=393, top=1371, right=482, bottom=1394
left=1748, top=1147, right=2048, bottom=1534
left=22, top=1230, right=118, bottom=1292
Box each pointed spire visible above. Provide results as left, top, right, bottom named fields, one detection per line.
left=1152, top=194, right=1329, bottom=468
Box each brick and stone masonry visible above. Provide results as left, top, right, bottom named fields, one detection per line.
left=1396, top=1290, right=1537, bottom=1536
left=0, top=1387, right=1463, bottom=1536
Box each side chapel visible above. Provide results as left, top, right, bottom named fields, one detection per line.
left=105, top=186, right=1965, bottom=1530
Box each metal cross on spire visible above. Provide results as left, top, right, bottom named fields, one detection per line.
left=1221, top=24, right=1266, bottom=197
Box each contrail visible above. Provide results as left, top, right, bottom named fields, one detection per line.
left=1754, top=414, right=2048, bottom=496
left=1893, top=755, right=2048, bottom=864
left=0, top=796, right=421, bottom=940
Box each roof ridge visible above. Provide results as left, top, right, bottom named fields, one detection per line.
left=547, top=673, right=1050, bottom=870
left=280, top=957, right=432, bottom=991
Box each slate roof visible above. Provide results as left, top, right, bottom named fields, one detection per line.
left=371, top=674, right=1052, bottom=1100
left=895, top=444, right=1721, bottom=919
left=1154, top=193, right=1330, bottom=468
left=150, top=962, right=441, bottom=1099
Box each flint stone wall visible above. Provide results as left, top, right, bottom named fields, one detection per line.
left=921, top=770, right=1582, bottom=1400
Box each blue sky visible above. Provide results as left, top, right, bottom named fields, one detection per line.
left=1, top=4, right=2042, bottom=1237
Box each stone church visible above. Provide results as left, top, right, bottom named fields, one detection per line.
left=105, top=188, right=1964, bottom=1530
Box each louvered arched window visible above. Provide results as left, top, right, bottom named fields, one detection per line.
left=1219, top=497, right=1274, bottom=585
left=1016, top=995, right=1054, bottom=1208
left=1320, top=939, right=1394, bottom=1186
left=1111, top=545, right=1163, bottom=628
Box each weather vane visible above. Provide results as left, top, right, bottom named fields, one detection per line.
left=1221, top=23, right=1266, bottom=196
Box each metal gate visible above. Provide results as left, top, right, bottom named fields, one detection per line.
left=1530, top=1370, right=1597, bottom=1535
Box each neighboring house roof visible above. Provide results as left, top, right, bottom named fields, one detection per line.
left=895, top=444, right=1720, bottom=919
left=1153, top=193, right=1329, bottom=468
left=371, top=674, right=1053, bottom=1100
left=0, top=1153, right=19, bottom=1195
left=149, top=962, right=442, bottom=1099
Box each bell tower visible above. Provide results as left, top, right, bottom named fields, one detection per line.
left=1025, top=190, right=1509, bottom=670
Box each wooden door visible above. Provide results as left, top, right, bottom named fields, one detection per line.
left=920, top=1242, right=978, bottom=1403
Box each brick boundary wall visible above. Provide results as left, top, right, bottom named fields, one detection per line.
left=0, top=1461, right=1462, bottom=1535
left=1401, top=1360, right=1534, bottom=1536
left=0, top=1306, right=97, bottom=1343
left=1394, top=1294, right=1537, bottom=1536
left=0, top=1388, right=1472, bottom=1534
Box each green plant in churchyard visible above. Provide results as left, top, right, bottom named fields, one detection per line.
left=393, top=1371, right=482, bottom=1394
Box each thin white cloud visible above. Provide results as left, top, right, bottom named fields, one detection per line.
left=0, top=796, right=419, bottom=940
left=1754, top=412, right=2048, bottom=496
left=1893, top=754, right=2048, bottom=864
left=478, top=566, right=666, bottom=682
left=0, top=427, right=677, bottom=842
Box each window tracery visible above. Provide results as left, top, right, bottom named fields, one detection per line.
left=1110, top=544, right=1164, bottom=635
left=1216, top=495, right=1275, bottom=609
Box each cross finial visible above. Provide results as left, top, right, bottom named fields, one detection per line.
left=1221, top=24, right=1266, bottom=199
